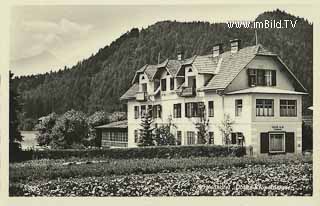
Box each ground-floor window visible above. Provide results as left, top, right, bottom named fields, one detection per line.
left=134, top=130, right=139, bottom=143
left=186, top=131, right=195, bottom=145
left=208, top=132, right=214, bottom=144
left=102, top=131, right=128, bottom=147
left=231, top=132, right=244, bottom=146
left=269, top=133, right=285, bottom=153
left=176, top=131, right=182, bottom=145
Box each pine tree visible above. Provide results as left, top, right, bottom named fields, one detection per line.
left=138, top=109, right=154, bottom=146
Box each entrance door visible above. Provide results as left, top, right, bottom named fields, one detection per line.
left=260, top=132, right=295, bottom=154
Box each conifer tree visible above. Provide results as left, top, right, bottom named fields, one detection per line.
left=138, top=108, right=154, bottom=146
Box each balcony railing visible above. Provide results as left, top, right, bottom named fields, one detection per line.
left=136, top=91, right=147, bottom=101
left=177, top=86, right=196, bottom=97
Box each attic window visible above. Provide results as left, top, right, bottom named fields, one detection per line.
left=188, top=68, right=193, bottom=72
left=167, top=72, right=170, bottom=75
left=141, top=76, right=145, bottom=80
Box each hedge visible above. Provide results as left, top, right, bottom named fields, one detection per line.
left=11, top=145, right=246, bottom=162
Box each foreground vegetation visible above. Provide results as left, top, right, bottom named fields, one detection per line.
left=10, top=155, right=312, bottom=196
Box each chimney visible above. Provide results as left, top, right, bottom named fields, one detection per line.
left=177, top=49, right=183, bottom=60
left=230, top=39, right=241, bottom=53
left=212, top=43, right=223, bottom=57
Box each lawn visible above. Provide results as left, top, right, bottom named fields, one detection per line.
left=9, top=154, right=312, bottom=196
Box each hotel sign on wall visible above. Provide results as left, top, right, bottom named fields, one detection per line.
left=272, top=125, right=284, bottom=131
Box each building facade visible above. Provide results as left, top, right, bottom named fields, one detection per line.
left=120, top=39, right=307, bottom=155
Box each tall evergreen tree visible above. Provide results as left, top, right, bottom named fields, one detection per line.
left=138, top=109, right=154, bottom=146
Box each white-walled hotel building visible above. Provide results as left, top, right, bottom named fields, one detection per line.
left=119, top=40, right=307, bottom=155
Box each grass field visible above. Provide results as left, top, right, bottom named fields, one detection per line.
left=9, top=154, right=312, bottom=196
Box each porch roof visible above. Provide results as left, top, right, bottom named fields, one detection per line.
left=225, top=87, right=308, bottom=95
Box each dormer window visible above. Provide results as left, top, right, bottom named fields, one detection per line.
left=141, top=83, right=147, bottom=92
left=188, top=68, right=193, bottom=73
left=248, top=69, right=276, bottom=87
left=161, top=78, right=167, bottom=91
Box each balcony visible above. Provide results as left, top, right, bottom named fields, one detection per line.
left=136, top=91, right=147, bottom=101
left=177, top=86, right=196, bottom=97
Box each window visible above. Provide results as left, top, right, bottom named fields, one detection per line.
left=188, top=76, right=196, bottom=88
left=248, top=69, right=276, bottom=86
left=102, top=131, right=128, bottom=147
left=257, top=70, right=265, bottom=85
left=141, top=83, right=147, bottom=92
left=161, top=79, right=166, bottom=91
left=152, top=104, right=162, bottom=118
left=134, top=130, right=139, bottom=143
left=173, top=104, right=181, bottom=118
left=231, top=132, right=244, bottom=145
left=235, top=99, right=242, bottom=116
left=185, top=102, right=203, bottom=117
left=134, top=106, right=139, bottom=119
left=269, top=133, right=285, bottom=153
left=187, top=131, right=195, bottom=145
left=248, top=69, right=257, bottom=86
left=141, top=105, right=146, bottom=117
left=170, top=78, right=175, bottom=90
left=148, top=105, right=152, bottom=117
left=208, top=101, right=214, bottom=117
left=208, top=132, right=214, bottom=144
left=177, top=131, right=182, bottom=145
left=256, top=99, right=274, bottom=116
left=265, top=70, right=272, bottom=86
left=280, top=100, right=297, bottom=117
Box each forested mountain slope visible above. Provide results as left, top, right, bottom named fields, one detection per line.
left=12, top=9, right=313, bottom=123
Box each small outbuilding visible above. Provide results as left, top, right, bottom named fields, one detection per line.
left=95, top=120, right=128, bottom=148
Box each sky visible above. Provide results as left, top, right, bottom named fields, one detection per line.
left=9, top=4, right=314, bottom=76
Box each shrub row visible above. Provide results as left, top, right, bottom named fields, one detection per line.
left=12, top=145, right=246, bottom=161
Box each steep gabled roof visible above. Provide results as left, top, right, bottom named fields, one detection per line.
left=203, top=45, right=259, bottom=90
left=192, top=54, right=221, bottom=74
left=120, top=83, right=139, bottom=100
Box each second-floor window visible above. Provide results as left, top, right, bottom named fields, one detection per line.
left=248, top=69, right=276, bottom=87
left=235, top=99, right=242, bottom=116
left=161, top=79, right=167, bottom=91
left=141, top=83, right=147, bottom=92
left=208, top=101, right=214, bottom=117
left=152, top=104, right=162, bottom=118
left=141, top=105, right=146, bottom=117
left=170, top=78, right=175, bottom=90
left=280, top=100, right=297, bottom=117
left=256, top=99, right=274, bottom=116
left=134, top=106, right=139, bottom=119
left=185, top=102, right=204, bottom=118
left=173, top=103, right=181, bottom=118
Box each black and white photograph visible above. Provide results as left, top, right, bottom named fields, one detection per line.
left=7, top=3, right=314, bottom=198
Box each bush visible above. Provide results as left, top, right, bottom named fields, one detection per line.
left=13, top=145, right=246, bottom=161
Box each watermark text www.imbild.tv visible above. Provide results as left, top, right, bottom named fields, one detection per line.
left=227, top=20, right=298, bottom=29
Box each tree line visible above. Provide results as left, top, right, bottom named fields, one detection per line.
left=12, top=9, right=313, bottom=130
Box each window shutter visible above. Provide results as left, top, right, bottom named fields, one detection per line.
left=272, top=70, right=276, bottom=86
left=247, top=69, right=252, bottom=86
left=285, top=132, right=295, bottom=153
left=185, top=103, right=188, bottom=117
left=260, top=133, right=269, bottom=153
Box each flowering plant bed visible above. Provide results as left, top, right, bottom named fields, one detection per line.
left=9, top=155, right=312, bottom=196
